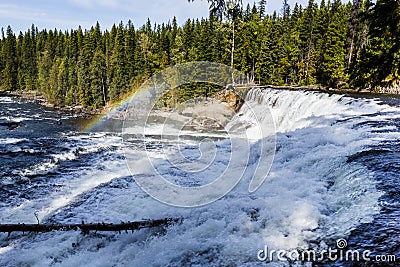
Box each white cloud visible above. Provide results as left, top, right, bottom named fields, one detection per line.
left=0, top=4, right=44, bottom=21
left=68, top=0, right=120, bottom=9
left=116, top=0, right=210, bottom=25
left=0, top=3, right=90, bottom=31
left=0, top=0, right=320, bottom=33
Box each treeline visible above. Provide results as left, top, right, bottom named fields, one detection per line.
left=0, top=0, right=399, bottom=108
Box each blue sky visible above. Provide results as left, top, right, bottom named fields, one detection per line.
left=0, top=0, right=315, bottom=33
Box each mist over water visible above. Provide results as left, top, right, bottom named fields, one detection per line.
left=0, top=89, right=399, bottom=266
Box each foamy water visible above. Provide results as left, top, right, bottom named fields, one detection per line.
left=0, top=89, right=399, bottom=266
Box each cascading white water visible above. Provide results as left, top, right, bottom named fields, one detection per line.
left=236, top=88, right=384, bottom=134
left=1, top=88, right=398, bottom=266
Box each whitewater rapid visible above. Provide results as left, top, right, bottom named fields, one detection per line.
left=0, top=89, right=399, bottom=266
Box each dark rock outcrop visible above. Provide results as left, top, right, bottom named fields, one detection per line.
left=0, top=121, right=22, bottom=130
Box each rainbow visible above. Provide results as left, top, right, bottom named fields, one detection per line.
left=82, top=91, right=137, bottom=132
left=82, top=61, right=233, bottom=132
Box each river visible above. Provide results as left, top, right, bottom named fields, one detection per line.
left=0, top=88, right=399, bottom=266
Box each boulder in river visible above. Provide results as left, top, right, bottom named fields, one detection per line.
left=0, top=121, right=22, bottom=130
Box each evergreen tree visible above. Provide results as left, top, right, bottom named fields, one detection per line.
left=65, top=30, right=79, bottom=105
left=280, top=4, right=302, bottom=84
left=47, top=57, right=61, bottom=104
left=258, top=0, right=266, bottom=18
left=2, top=26, right=18, bottom=91
left=89, top=48, right=107, bottom=107
left=257, top=15, right=282, bottom=84
left=109, top=22, right=129, bottom=100
left=76, top=44, right=91, bottom=107
left=321, top=1, right=349, bottom=87
left=282, top=0, right=290, bottom=20
left=352, top=0, right=400, bottom=88
left=237, top=10, right=261, bottom=83
left=56, top=57, right=68, bottom=106
left=314, top=0, right=330, bottom=83
left=346, top=0, right=362, bottom=68
left=20, top=29, right=37, bottom=90
left=298, top=0, right=318, bottom=85
left=125, top=20, right=136, bottom=80
left=37, top=50, right=52, bottom=94
left=1, top=0, right=398, bottom=108
left=244, top=4, right=252, bottom=21
left=0, top=29, right=4, bottom=87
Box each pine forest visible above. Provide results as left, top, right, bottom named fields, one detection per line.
left=0, top=0, right=399, bottom=108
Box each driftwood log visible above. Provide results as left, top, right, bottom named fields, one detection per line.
left=0, top=218, right=180, bottom=236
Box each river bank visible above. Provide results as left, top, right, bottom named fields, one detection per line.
left=0, top=90, right=109, bottom=118
left=2, top=85, right=400, bottom=122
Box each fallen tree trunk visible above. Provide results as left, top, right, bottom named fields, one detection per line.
left=0, top=218, right=180, bottom=235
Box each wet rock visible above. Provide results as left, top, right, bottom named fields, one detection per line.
left=0, top=121, right=22, bottom=130
left=213, top=89, right=244, bottom=112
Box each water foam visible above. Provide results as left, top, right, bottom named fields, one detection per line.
left=1, top=88, right=398, bottom=266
